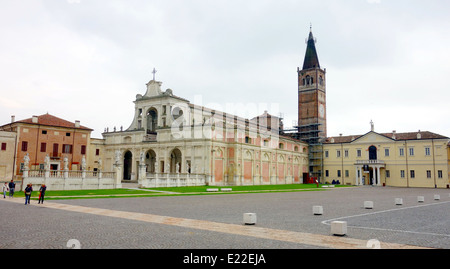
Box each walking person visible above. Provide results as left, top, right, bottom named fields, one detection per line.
left=38, top=184, right=46, bottom=204
left=8, top=180, right=15, bottom=198
left=2, top=182, right=8, bottom=198
left=24, top=184, right=32, bottom=205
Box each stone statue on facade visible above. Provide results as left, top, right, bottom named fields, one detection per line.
left=81, top=155, right=86, bottom=171
left=63, top=156, right=69, bottom=170
left=114, top=150, right=121, bottom=165
left=44, top=154, right=50, bottom=170
left=23, top=153, right=30, bottom=169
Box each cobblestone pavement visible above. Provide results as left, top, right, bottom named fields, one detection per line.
left=0, top=186, right=449, bottom=249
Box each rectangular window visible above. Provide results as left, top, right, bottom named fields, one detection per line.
left=245, top=137, right=251, bottom=144
left=53, top=143, right=59, bottom=157
left=400, top=170, right=405, bottom=178
left=357, top=149, right=362, bottom=157
left=42, top=130, right=47, bottom=135
left=1, top=143, right=6, bottom=151
left=324, top=150, right=329, bottom=158
left=337, top=170, right=341, bottom=177
left=63, top=144, right=73, bottom=154
left=40, top=143, right=47, bottom=153
left=386, top=170, right=390, bottom=178
left=344, top=150, right=349, bottom=158
left=385, top=148, right=390, bottom=157
left=409, top=148, right=414, bottom=156
left=399, top=148, right=404, bottom=156
left=81, top=145, right=86, bottom=155
left=325, top=170, right=329, bottom=177
left=410, top=170, right=415, bottom=178
left=96, top=149, right=100, bottom=156
left=425, top=147, right=431, bottom=156
left=336, top=150, right=341, bottom=158
left=66, top=132, right=71, bottom=137
left=21, top=141, right=28, bottom=152
left=345, top=170, right=349, bottom=177
left=438, top=170, right=443, bottom=178
left=426, top=170, right=432, bottom=178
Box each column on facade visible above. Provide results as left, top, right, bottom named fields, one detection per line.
left=357, top=166, right=363, bottom=186
left=376, top=166, right=381, bottom=186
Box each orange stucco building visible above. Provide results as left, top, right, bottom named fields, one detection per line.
left=0, top=114, right=93, bottom=179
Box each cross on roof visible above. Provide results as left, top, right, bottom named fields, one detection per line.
left=152, top=68, right=157, bottom=80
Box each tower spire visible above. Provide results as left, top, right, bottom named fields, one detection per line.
left=302, top=26, right=320, bottom=70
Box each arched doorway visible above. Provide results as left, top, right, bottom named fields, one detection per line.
left=147, top=108, right=158, bottom=134
left=369, top=146, right=377, bottom=160
left=123, top=151, right=133, bottom=180
left=170, top=148, right=182, bottom=173
left=146, top=149, right=156, bottom=173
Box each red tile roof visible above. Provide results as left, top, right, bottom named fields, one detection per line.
left=324, top=131, right=448, bottom=144
left=13, top=113, right=93, bottom=131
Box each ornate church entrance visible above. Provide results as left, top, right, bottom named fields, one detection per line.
left=123, top=151, right=133, bottom=180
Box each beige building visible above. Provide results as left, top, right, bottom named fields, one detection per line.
left=322, top=124, right=450, bottom=188
left=0, top=130, right=17, bottom=182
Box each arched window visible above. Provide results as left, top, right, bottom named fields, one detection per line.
left=319, top=76, right=323, bottom=86
left=305, top=76, right=311, bottom=85
left=369, top=146, right=377, bottom=160
left=147, top=108, right=158, bottom=134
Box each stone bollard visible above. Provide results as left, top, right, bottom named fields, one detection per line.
left=364, top=201, right=374, bottom=209
left=417, top=196, right=425, bottom=203
left=243, top=213, right=257, bottom=225
left=313, top=206, right=323, bottom=215
left=395, top=198, right=403, bottom=205
left=434, top=195, right=440, bottom=201
left=331, top=221, right=347, bottom=236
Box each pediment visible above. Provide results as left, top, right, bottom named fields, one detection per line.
left=351, top=131, right=394, bottom=144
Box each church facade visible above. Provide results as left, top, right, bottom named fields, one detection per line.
left=96, top=78, right=309, bottom=187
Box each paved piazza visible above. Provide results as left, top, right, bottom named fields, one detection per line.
left=0, top=186, right=449, bottom=249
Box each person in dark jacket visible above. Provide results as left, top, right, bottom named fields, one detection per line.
left=8, top=180, right=15, bottom=198
left=38, top=184, right=46, bottom=204
left=24, top=184, right=32, bottom=205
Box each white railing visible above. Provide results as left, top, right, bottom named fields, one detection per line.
left=22, top=169, right=118, bottom=191
left=355, top=160, right=385, bottom=165
left=140, top=173, right=206, bottom=188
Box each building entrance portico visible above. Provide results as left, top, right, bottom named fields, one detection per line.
left=355, top=160, right=385, bottom=186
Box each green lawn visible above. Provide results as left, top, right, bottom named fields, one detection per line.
left=10, top=183, right=351, bottom=200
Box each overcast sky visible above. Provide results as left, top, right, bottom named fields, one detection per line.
left=1, top=0, right=449, bottom=139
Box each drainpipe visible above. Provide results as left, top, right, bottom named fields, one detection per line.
left=405, top=140, right=409, bottom=188
left=432, top=139, right=436, bottom=188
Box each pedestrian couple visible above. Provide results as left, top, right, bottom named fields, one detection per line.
left=2, top=180, right=15, bottom=198
left=24, top=183, right=46, bottom=205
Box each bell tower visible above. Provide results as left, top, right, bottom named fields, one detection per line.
left=297, top=26, right=327, bottom=139
left=296, top=26, right=327, bottom=181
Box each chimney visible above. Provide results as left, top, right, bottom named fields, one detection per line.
left=11, top=115, right=15, bottom=123
left=32, top=115, right=38, bottom=124
left=75, top=120, right=81, bottom=128
left=392, top=130, right=396, bottom=140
